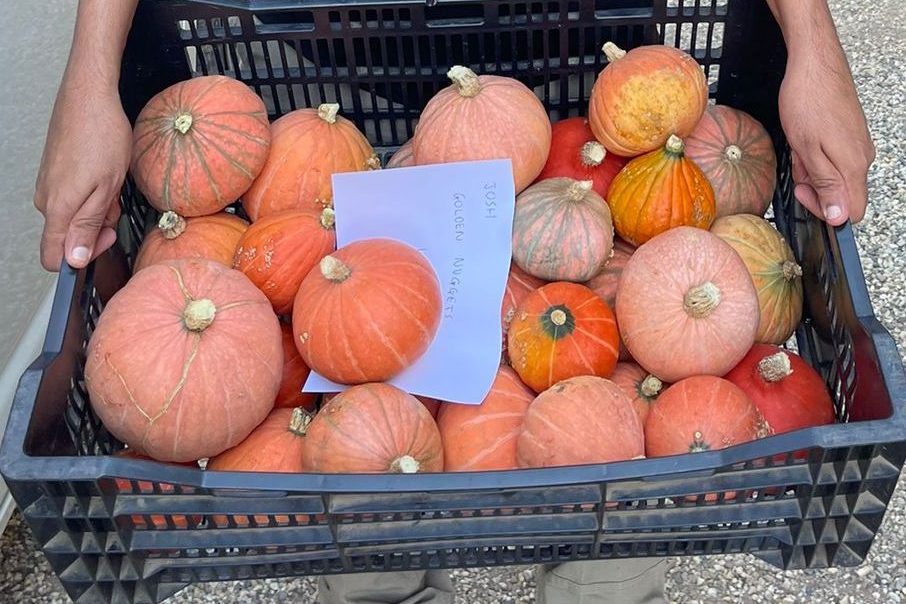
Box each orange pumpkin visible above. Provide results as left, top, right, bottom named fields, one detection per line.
left=412, top=65, right=551, bottom=193
left=508, top=282, right=619, bottom=393
left=113, top=450, right=198, bottom=530
left=324, top=391, right=440, bottom=418
left=684, top=105, right=777, bottom=218
left=588, top=43, right=708, bottom=157
left=610, top=362, right=664, bottom=426
left=86, top=258, right=282, bottom=462
left=133, top=211, right=248, bottom=273
left=436, top=366, right=534, bottom=471
left=584, top=238, right=635, bottom=361
left=608, top=134, right=716, bottom=246
left=275, top=323, right=318, bottom=411
left=512, top=178, right=614, bottom=282
left=616, top=227, right=759, bottom=383
left=501, top=263, right=547, bottom=363
left=243, top=103, right=379, bottom=220
left=387, top=139, right=415, bottom=168
left=302, top=383, right=443, bottom=473
left=292, top=239, right=442, bottom=384
left=233, top=208, right=337, bottom=315
left=131, top=75, right=270, bottom=217
left=517, top=376, right=644, bottom=468
left=710, top=214, right=803, bottom=345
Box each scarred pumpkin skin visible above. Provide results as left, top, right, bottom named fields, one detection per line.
left=513, top=178, right=614, bottom=282
left=610, top=362, right=665, bottom=426
left=412, top=65, right=551, bottom=193
left=292, top=239, right=442, bottom=384
left=501, top=263, right=547, bottom=363
left=608, top=135, right=716, bottom=246
left=588, top=43, right=708, bottom=157
left=134, top=211, right=248, bottom=273
left=86, top=259, right=282, bottom=463
left=387, top=139, right=415, bottom=168
left=437, top=366, right=534, bottom=471
left=710, top=214, right=803, bottom=345
left=517, top=376, right=644, bottom=468
left=684, top=105, right=777, bottom=218
left=131, top=75, right=271, bottom=217
left=616, top=227, right=759, bottom=383
left=302, top=383, right=443, bottom=473
left=243, top=103, right=379, bottom=220
left=233, top=208, right=337, bottom=315
left=275, top=323, right=318, bottom=411
left=508, top=282, right=619, bottom=393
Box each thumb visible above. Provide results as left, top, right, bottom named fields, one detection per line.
left=796, top=148, right=849, bottom=226
left=63, top=186, right=116, bottom=269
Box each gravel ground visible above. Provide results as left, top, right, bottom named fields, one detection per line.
left=1, top=0, right=904, bottom=602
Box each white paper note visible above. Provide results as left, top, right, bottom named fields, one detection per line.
left=302, top=159, right=516, bottom=404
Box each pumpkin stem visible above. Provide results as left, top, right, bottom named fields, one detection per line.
left=724, top=144, right=743, bottom=162
left=580, top=141, right=606, bottom=167
left=183, top=298, right=216, bottom=332
left=447, top=65, right=481, bottom=98
left=390, top=455, right=420, bottom=474
left=782, top=260, right=803, bottom=281
left=158, top=211, right=187, bottom=240
left=318, top=103, right=340, bottom=124
left=665, top=134, right=685, bottom=155
left=320, top=255, right=351, bottom=283
left=683, top=282, right=721, bottom=318
left=320, top=207, right=336, bottom=230
left=757, top=351, right=793, bottom=383
left=289, top=407, right=313, bottom=436
left=689, top=431, right=711, bottom=453
left=639, top=375, right=663, bottom=400
left=365, top=154, right=382, bottom=170
left=602, top=42, right=627, bottom=62
left=173, top=113, right=193, bottom=135
left=566, top=180, right=594, bottom=201
left=550, top=309, right=568, bottom=326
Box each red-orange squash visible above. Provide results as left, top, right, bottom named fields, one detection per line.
left=233, top=208, right=337, bottom=315
left=610, top=362, right=665, bottom=426
left=412, top=65, right=551, bottom=193
left=517, top=376, right=644, bottom=467
left=616, top=227, right=759, bottom=383
left=501, top=263, right=547, bottom=363
left=608, top=135, right=716, bottom=246
left=513, top=178, right=614, bottom=282
left=275, top=323, right=318, bottom=411
left=243, top=103, right=379, bottom=220
left=711, top=214, right=803, bottom=345
left=131, top=75, right=271, bottom=217
left=133, top=211, right=248, bottom=273
left=508, top=282, right=619, bottom=392
left=588, top=43, right=708, bottom=157
left=113, top=449, right=198, bottom=529
left=436, top=366, right=534, bottom=471
left=534, top=117, right=629, bottom=198
left=292, top=239, right=442, bottom=384
left=86, top=258, right=282, bottom=462
left=386, top=139, right=415, bottom=168
left=645, top=376, right=765, bottom=457
left=684, top=105, right=777, bottom=218
left=584, top=238, right=635, bottom=361
left=302, top=383, right=443, bottom=473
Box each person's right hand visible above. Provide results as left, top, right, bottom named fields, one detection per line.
left=34, top=81, right=131, bottom=271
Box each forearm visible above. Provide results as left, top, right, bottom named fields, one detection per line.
left=63, top=0, right=139, bottom=94
left=765, top=0, right=846, bottom=60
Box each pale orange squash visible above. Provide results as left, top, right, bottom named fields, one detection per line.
left=610, top=362, right=665, bottom=426
left=133, top=211, right=248, bottom=273
left=387, top=139, right=415, bottom=168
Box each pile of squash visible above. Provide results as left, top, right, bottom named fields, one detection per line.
left=87, top=43, right=835, bottom=486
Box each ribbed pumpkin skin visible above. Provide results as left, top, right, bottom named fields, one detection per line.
left=292, top=239, right=442, bottom=384
left=501, top=263, right=547, bottom=363
left=134, top=212, right=248, bottom=273
left=608, top=136, right=716, bottom=246
left=85, top=259, right=282, bottom=462
left=243, top=105, right=379, bottom=220
left=437, top=367, right=534, bottom=471
left=302, top=383, right=443, bottom=473
left=412, top=66, right=551, bottom=193
left=534, top=118, right=629, bottom=198
left=517, top=376, right=644, bottom=468
left=513, top=178, right=614, bottom=282
left=324, top=391, right=440, bottom=418
left=711, top=214, right=803, bottom=345
left=508, top=282, right=619, bottom=393
left=234, top=208, right=337, bottom=315
left=387, top=139, right=415, bottom=168
left=275, top=323, right=318, bottom=410
left=610, top=362, right=665, bottom=426
left=645, top=376, right=763, bottom=457
left=684, top=105, right=777, bottom=218
left=131, top=75, right=270, bottom=217
left=588, top=44, right=708, bottom=157
left=616, top=227, right=759, bottom=383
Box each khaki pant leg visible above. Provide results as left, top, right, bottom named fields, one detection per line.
left=317, top=570, right=455, bottom=604
left=536, top=558, right=667, bottom=604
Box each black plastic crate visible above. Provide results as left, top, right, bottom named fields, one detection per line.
left=2, top=1, right=906, bottom=602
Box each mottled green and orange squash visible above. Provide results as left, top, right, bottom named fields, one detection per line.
left=512, top=178, right=614, bottom=282
left=508, top=282, right=619, bottom=393
left=134, top=211, right=248, bottom=273
left=131, top=75, right=271, bottom=217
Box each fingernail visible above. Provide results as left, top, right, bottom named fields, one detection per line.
left=71, top=246, right=90, bottom=263
left=824, top=205, right=843, bottom=221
